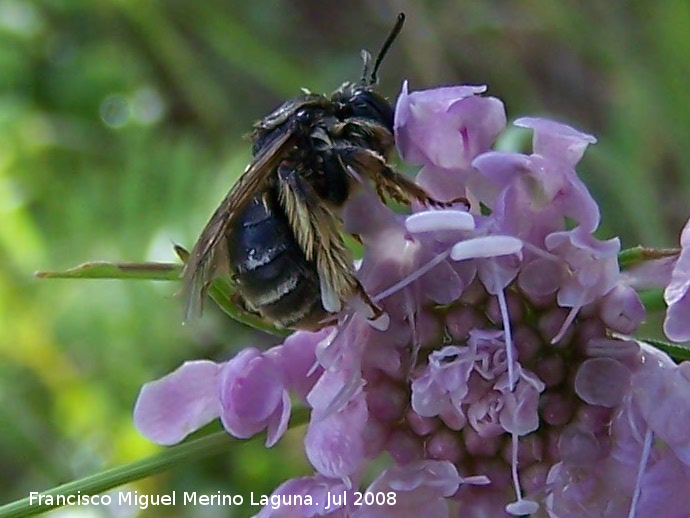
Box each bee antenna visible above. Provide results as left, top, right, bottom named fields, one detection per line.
left=361, top=12, right=405, bottom=86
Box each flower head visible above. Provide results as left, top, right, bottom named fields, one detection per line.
left=135, top=83, right=690, bottom=517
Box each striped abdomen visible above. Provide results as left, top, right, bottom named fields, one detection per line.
left=227, top=189, right=327, bottom=330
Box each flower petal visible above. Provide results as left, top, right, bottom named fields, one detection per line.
left=664, top=218, right=690, bottom=341
left=133, top=360, right=222, bottom=445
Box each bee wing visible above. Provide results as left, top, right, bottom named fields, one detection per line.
left=182, top=128, right=296, bottom=320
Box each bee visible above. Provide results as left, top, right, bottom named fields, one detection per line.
left=182, top=13, right=445, bottom=331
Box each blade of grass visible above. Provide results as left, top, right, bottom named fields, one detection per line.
left=35, top=261, right=181, bottom=281
left=0, top=408, right=309, bottom=518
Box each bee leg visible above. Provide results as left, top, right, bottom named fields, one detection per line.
left=353, top=280, right=382, bottom=317
left=277, top=166, right=357, bottom=311
left=353, top=280, right=390, bottom=330
left=335, top=147, right=461, bottom=207
left=278, top=166, right=389, bottom=329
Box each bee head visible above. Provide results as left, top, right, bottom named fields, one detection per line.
left=338, top=86, right=394, bottom=132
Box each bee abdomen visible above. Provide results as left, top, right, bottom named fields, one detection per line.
left=227, top=192, right=327, bottom=329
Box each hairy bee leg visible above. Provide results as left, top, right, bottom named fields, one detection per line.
left=335, top=147, right=455, bottom=207
left=277, top=166, right=360, bottom=314
left=351, top=279, right=390, bottom=330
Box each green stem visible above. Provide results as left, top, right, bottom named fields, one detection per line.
left=0, top=408, right=309, bottom=518
left=618, top=246, right=679, bottom=270
left=36, top=252, right=289, bottom=336
left=35, top=261, right=181, bottom=281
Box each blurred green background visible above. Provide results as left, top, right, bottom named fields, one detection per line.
left=1, top=0, right=689, bottom=516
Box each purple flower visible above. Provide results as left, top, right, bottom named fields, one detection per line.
left=134, top=329, right=328, bottom=447
left=545, top=343, right=690, bottom=518
left=394, top=82, right=505, bottom=171
left=134, top=83, right=690, bottom=517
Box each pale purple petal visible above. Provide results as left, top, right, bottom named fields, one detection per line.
left=517, top=257, right=561, bottom=298
left=476, top=255, right=522, bottom=296
left=415, top=165, right=473, bottom=204
left=470, top=151, right=531, bottom=194
left=265, top=391, right=292, bottom=448
left=499, top=380, right=542, bottom=436
left=411, top=346, right=476, bottom=418
left=218, top=348, right=289, bottom=444
left=544, top=459, right=637, bottom=517
left=395, top=81, right=504, bottom=170
left=635, top=452, right=690, bottom=517
left=557, top=423, right=607, bottom=466
left=353, top=460, right=463, bottom=518
left=420, top=260, right=464, bottom=305
left=514, top=117, right=597, bottom=168
left=633, top=346, right=690, bottom=466
left=467, top=391, right=504, bottom=438
left=133, top=360, right=221, bottom=445
left=599, top=284, right=645, bottom=334
left=574, top=357, right=632, bottom=408
left=584, top=338, right=641, bottom=366
left=254, top=475, right=354, bottom=518
left=664, top=218, right=690, bottom=341
left=545, top=229, right=620, bottom=308
left=622, top=256, right=676, bottom=290
left=305, top=393, right=368, bottom=479
left=474, top=150, right=601, bottom=235
left=276, top=329, right=330, bottom=400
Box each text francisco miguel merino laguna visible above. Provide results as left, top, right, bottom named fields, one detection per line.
left=28, top=489, right=393, bottom=510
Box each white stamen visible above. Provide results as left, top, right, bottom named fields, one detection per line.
left=451, top=235, right=523, bottom=261
left=550, top=303, right=581, bottom=344
left=496, top=284, right=517, bottom=391
left=373, top=249, right=452, bottom=302
left=405, top=210, right=475, bottom=233
left=505, top=433, right=540, bottom=516
left=628, top=428, right=654, bottom=518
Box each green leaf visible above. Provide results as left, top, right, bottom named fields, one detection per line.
left=639, top=337, right=690, bottom=362
left=0, top=408, right=309, bottom=518
left=35, top=261, right=182, bottom=281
